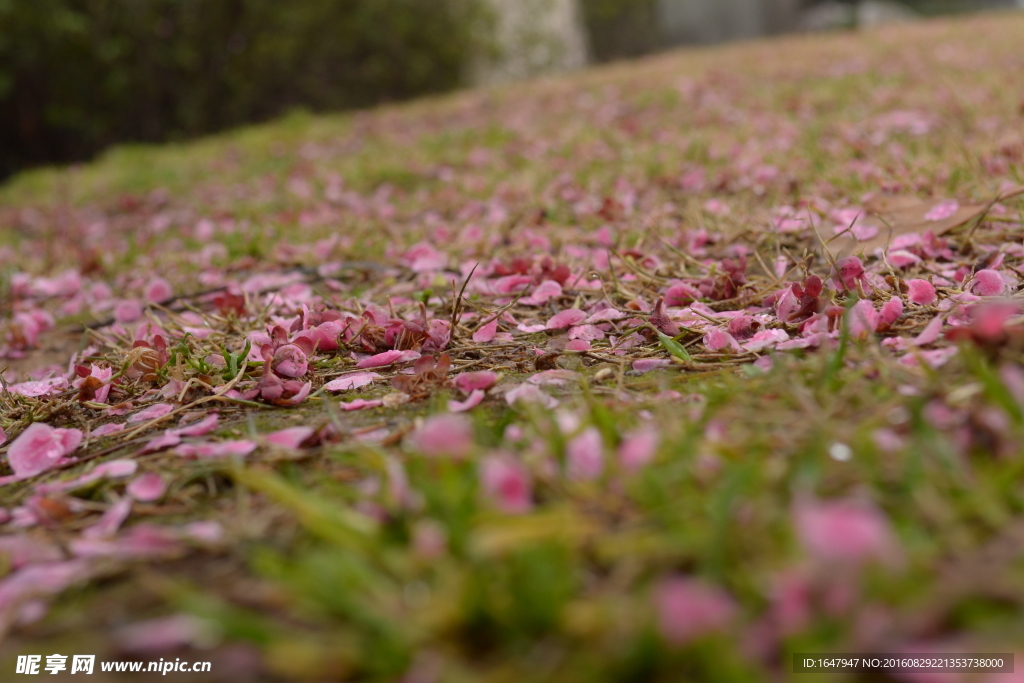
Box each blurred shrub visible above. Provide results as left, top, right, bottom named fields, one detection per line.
left=0, top=0, right=488, bottom=180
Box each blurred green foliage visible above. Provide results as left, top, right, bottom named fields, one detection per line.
left=0, top=0, right=488, bottom=179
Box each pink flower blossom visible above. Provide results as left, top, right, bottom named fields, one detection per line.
left=6, top=423, right=83, bottom=477
left=322, top=372, right=380, bottom=391
left=971, top=269, right=1005, bottom=296
left=794, top=499, right=898, bottom=565
left=409, top=414, right=474, bottom=458
left=906, top=279, right=937, bottom=305
left=72, top=363, right=114, bottom=403
left=127, top=473, right=167, bottom=502
left=566, top=427, right=604, bottom=481
left=480, top=455, right=533, bottom=513
left=655, top=577, right=736, bottom=645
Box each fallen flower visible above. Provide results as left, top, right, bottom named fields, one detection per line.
left=409, top=414, right=474, bottom=458
left=264, top=426, right=315, bottom=449
left=449, top=389, right=485, bottom=412
left=794, top=499, right=898, bottom=565
left=451, top=370, right=498, bottom=394
left=655, top=577, right=736, bottom=645
left=128, top=403, right=175, bottom=423
left=906, top=279, right=937, bottom=305
left=127, top=473, right=167, bottom=502
left=175, top=440, right=257, bottom=459
left=339, top=398, right=383, bottom=411
left=480, top=454, right=533, bottom=513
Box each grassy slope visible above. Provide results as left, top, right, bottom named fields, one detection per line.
left=1, top=12, right=1024, bottom=683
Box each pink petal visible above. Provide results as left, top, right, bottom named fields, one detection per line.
left=906, top=279, right=937, bottom=305
left=339, top=398, right=383, bottom=411
left=795, top=499, right=897, bottom=565
left=505, top=384, right=559, bottom=409
left=175, top=440, right=257, bottom=459
left=7, top=424, right=83, bottom=478
left=141, top=431, right=182, bottom=453
left=846, top=300, right=879, bottom=340
left=7, top=376, right=69, bottom=398
left=618, top=429, right=659, bottom=471
left=546, top=309, right=587, bottom=330
left=566, top=427, right=604, bottom=481
left=322, top=372, right=380, bottom=391
left=655, top=577, right=736, bottom=645
left=879, top=297, right=904, bottom=327
left=472, top=319, right=499, bottom=343
left=178, top=413, right=220, bottom=437
left=448, top=389, right=485, bottom=412
left=632, top=358, right=671, bottom=373
left=127, top=473, right=167, bottom=502
left=0, top=426, right=5, bottom=446
left=82, top=498, right=133, bottom=539
left=128, top=403, right=175, bottom=423
left=355, top=350, right=405, bottom=368
left=913, top=315, right=944, bottom=346
left=567, top=324, right=604, bottom=341
left=409, top=414, right=474, bottom=458
left=565, top=340, right=591, bottom=351
left=451, top=371, right=499, bottom=393
left=265, top=426, right=315, bottom=449
left=703, top=328, right=741, bottom=352
left=480, top=455, right=532, bottom=513
left=92, top=422, right=125, bottom=437
left=145, top=278, right=173, bottom=303
left=971, top=269, right=1006, bottom=296
left=924, top=199, right=958, bottom=221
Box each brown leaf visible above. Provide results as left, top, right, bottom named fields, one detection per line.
left=830, top=186, right=1024, bottom=256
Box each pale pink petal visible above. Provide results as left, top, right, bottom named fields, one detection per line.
left=128, top=403, right=175, bottom=423
left=409, top=414, right=474, bottom=458
left=505, top=384, right=559, bottom=409
left=567, top=324, right=604, bottom=341
left=472, top=319, right=499, bottom=343
left=127, top=473, right=167, bottom=502
left=924, top=199, right=958, bottom=221
left=451, top=371, right=499, bottom=393
left=92, top=422, right=125, bottom=437
left=742, top=328, right=790, bottom=352
left=703, top=328, right=741, bottom=352
left=322, top=372, right=380, bottom=391
left=566, top=427, right=604, bottom=481
left=175, top=440, right=257, bottom=459
left=480, top=455, right=532, bottom=513
left=7, top=424, right=82, bottom=477
left=177, top=413, right=220, bottom=437
left=913, top=315, right=944, bottom=346
left=82, top=498, right=133, bottom=539
left=655, top=577, right=736, bottom=645
left=339, top=398, right=383, bottom=411
left=906, top=279, right=937, bottom=305
left=34, top=459, right=138, bottom=495
left=265, top=426, right=315, bottom=449
left=632, top=358, right=671, bottom=373
left=449, top=390, right=485, bottom=412
left=145, top=278, right=173, bottom=303
left=355, top=350, right=405, bottom=368
left=879, top=297, right=904, bottom=327
left=795, top=499, right=898, bottom=565
left=546, top=309, right=587, bottom=330
left=618, top=429, right=659, bottom=471
left=846, top=300, right=879, bottom=340
left=141, top=431, right=182, bottom=453
left=971, top=269, right=1005, bottom=296
left=565, top=339, right=591, bottom=351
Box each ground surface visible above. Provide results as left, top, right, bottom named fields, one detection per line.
left=1, top=12, right=1024, bottom=683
